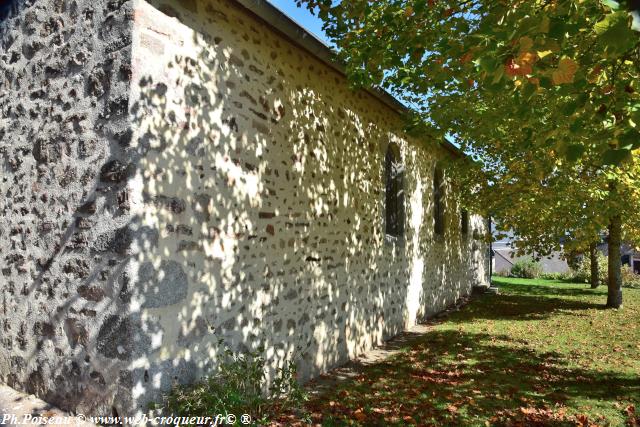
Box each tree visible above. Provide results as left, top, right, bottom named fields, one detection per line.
left=298, top=0, right=640, bottom=307
left=590, top=242, right=600, bottom=289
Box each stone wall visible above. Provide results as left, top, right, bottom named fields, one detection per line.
left=1, top=0, right=489, bottom=416
left=0, top=0, right=140, bottom=415
left=126, top=0, right=490, bottom=413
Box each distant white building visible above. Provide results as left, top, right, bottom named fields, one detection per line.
left=492, top=244, right=570, bottom=276
left=491, top=230, right=570, bottom=275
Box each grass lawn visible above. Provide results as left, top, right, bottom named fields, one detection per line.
left=276, top=278, right=640, bottom=426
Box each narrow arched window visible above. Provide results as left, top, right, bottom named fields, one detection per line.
left=461, top=209, right=469, bottom=237
left=385, top=144, right=404, bottom=238
left=434, top=166, right=445, bottom=235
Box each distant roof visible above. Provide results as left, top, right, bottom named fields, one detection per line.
left=492, top=247, right=570, bottom=273
left=233, top=0, right=463, bottom=158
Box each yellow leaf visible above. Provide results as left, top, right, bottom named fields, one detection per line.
left=518, top=51, right=538, bottom=66
left=552, top=58, right=578, bottom=85
left=537, top=50, right=553, bottom=59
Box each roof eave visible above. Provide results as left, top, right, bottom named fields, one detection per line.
left=234, top=0, right=464, bottom=159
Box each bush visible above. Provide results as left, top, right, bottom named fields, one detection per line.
left=622, top=265, right=640, bottom=289
left=540, top=272, right=570, bottom=281
left=569, top=253, right=608, bottom=286
left=493, top=269, right=510, bottom=277
left=510, top=257, right=543, bottom=279
left=567, top=254, right=640, bottom=288
left=158, top=343, right=308, bottom=424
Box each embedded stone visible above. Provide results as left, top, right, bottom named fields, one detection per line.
left=97, top=315, right=133, bottom=360
left=33, top=322, right=55, bottom=338
left=283, top=289, right=297, bottom=301
left=100, top=160, right=129, bottom=183
left=77, top=199, right=97, bottom=214
left=87, top=68, right=107, bottom=97
left=139, top=261, right=188, bottom=308
left=192, top=194, right=211, bottom=222
left=252, top=120, right=269, bottom=135
left=177, top=240, right=200, bottom=252
left=298, top=313, right=310, bottom=326
left=64, top=318, right=87, bottom=349
left=33, top=139, right=60, bottom=164
left=221, top=317, right=235, bottom=330
left=78, top=285, right=106, bottom=302
left=176, top=225, right=193, bottom=235
left=63, top=259, right=90, bottom=279
left=90, top=371, right=106, bottom=386
left=177, top=316, right=209, bottom=346
left=94, top=227, right=132, bottom=255
left=116, top=129, right=133, bottom=146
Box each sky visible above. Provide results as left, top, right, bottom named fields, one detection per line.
left=266, top=0, right=331, bottom=45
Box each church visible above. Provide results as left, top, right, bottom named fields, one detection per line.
left=0, top=0, right=490, bottom=415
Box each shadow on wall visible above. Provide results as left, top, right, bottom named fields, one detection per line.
left=124, top=0, right=489, bottom=413
left=0, top=0, right=147, bottom=416
left=0, top=0, right=487, bottom=417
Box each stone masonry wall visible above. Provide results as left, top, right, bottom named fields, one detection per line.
left=0, top=0, right=489, bottom=416
left=0, top=0, right=142, bottom=415
left=126, top=0, right=490, bottom=413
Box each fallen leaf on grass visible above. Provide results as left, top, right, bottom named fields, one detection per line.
left=402, top=415, right=417, bottom=424
left=353, top=408, right=366, bottom=422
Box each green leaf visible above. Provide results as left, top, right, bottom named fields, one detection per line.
left=619, top=129, right=640, bottom=149
left=601, top=0, right=620, bottom=10
left=539, top=76, right=553, bottom=89
left=562, top=100, right=579, bottom=116
left=522, top=82, right=537, bottom=99
left=566, top=144, right=586, bottom=162
left=602, top=148, right=631, bottom=164
left=570, top=118, right=585, bottom=134
left=479, top=56, right=497, bottom=72
left=548, top=18, right=566, bottom=40
left=594, top=11, right=637, bottom=56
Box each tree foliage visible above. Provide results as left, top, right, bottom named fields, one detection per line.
left=298, top=0, right=640, bottom=163
left=297, top=0, right=640, bottom=306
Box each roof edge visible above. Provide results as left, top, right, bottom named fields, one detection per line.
left=232, top=0, right=463, bottom=158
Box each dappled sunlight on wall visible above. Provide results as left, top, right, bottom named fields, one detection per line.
left=123, top=0, right=490, bottom=413
left=0, top=0, right=489, bottom=416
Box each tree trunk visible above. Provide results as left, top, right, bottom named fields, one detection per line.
left=606, top=215, right=623, bottom=308
left=590, top=242, right=599, bottom=289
